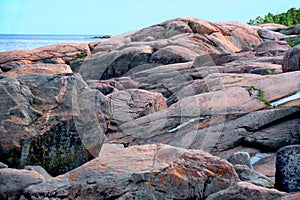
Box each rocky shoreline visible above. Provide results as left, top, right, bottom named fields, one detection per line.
left=0, top=17, right=299, bottom=199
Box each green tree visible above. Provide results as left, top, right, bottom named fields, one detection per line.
left=247, top=8, right=300, bottom=26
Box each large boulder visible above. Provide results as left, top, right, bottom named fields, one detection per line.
left=149, top=45, right=198, bottom=64
left=282, top=44, right=300, bottom=72
left=275, top=145, right=300, bottom=192
left=254, top=41, right=291, bottom=56
left=242, top=119, right=300, bottom=152
left=258, top=29, right=287, bottom=40
left=21, top=144, right=239, bottom=199
left=0, top=43, right=90, bottom=72
left=107, top=89, right=167, bottom=133
left=0, top=73, right=110, bottom=176
left=1, top=64, right=72, bottom=78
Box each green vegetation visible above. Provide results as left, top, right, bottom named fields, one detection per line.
left=245, top=86, right=254, bottom=92
left=267, top=70, right=277, bottom=75
left=258, top=89, right=271, bottom=105
left=287, top=37, right=300, bottom=47
left=247, top=8, right=300, bottom=26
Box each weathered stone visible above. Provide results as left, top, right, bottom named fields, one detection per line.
left=282, top=44, right=300, bottom=72
left=89, top=34, right=132, bottom=54
left=192, top=53, right=236, bottom=67
left=207, top=182, right=286, bottom=200
left=101, top=46, right=153, bottom=80
left=149, top=45, right=198, bottom=64
left=281, top=192, right=300, bottom=200
left=234, top=164, right=274, bottom=188
left=0, top=43, right=90, bottom=72
left=22, top=144, right=239, bottom=199
left=280, top=24, right=300, bottom=35
left=254, top=41, right=291, bottom=56
left=258, top=29, right=286, bottom=40
left=107, top=89, right=167, bottom=133
left=0, top=73, right=110, bottom=176
left=250, top=68, right=275, bottom=75
left=79, top=45, right=153, bottom=80
left=24, top=165, right=52, bottom=179
left=258, top=23, right=287, bottom=31
left=242, top=119, right=300, bottom=152
left=87, top=77, right=140, bottom=96
left=275, top=145, right=300, bottom=192
left=227, top=152, right=253, bottom=169
left=0, top=168, right=43, bottom=199
left=1, top=64, right=72, bottom=78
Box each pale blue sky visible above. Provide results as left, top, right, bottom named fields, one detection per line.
left=0, top=0, right=299, bottom=35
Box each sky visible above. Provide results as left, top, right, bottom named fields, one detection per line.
left=0, top=0, right=299, bottom=35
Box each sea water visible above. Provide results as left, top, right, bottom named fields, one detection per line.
left=0, top=34, right=101, bottom=52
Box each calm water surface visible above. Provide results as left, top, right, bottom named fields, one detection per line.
left=0, top=34, right=101, bottom=52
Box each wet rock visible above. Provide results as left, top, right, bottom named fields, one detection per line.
left=275, top=145, right=300, bottom=192
left=21, top=144, right=239, bottom=199
left=0, top=73, right=110, bottom=176
left=228, top=152, right=252, bottom=169
left=282, top=44, right=300, bottom=72
left=253, top=154, right=276, bottom=179
left=207, top=182, right=286, bottom=200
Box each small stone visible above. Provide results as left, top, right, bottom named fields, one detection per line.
left=228, top=152, right=253, bottom=169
